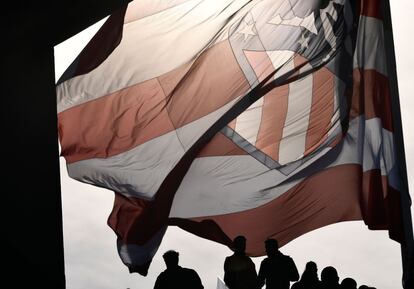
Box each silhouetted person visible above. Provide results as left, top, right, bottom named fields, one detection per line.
left=258, top=239, right=299, bottom=289
left=291, top=261, right=321, bottom=289
left=340, top=277, right=357, bottom=289
left=320, top=266, right=340, bottom=289
left=154, top=250, right=203, bottom=289
left=224, top=235, right=258, bottom=289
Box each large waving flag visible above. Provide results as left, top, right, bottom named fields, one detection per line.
left=57, top=0, right=408, bottom=276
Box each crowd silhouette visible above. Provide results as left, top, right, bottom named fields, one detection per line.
left=153, top=235, right=378, bottom=289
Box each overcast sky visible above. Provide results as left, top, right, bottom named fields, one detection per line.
left=54, top=1, right=414, bottom=289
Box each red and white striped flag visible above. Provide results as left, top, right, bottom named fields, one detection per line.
left=57, top=0, right=406, bottom=275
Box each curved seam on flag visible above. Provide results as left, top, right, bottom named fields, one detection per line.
left=156, top=77, right=186, bottom=152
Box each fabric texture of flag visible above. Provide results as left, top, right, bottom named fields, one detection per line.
left=57, top=0, right=406, bottom=275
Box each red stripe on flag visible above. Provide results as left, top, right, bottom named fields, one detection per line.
left=255, top=86, right=289, bottom=161
left=108, top=193, right=151, bottom=243
left=359, top=0, right=382, bottom=19
left=59, top=78, right=174, bottom=164
left=158, top=61, right=193, bottom=96
left=362, top=169, right=403, bottom=242
left=166, top=41, right=250, bottom=128
left=304, top=66, right=334, bottom=156
left=350, top=69, right=393, bottom=131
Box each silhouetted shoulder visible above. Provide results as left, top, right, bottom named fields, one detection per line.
left=260, top=257, right=270, bottom=265
left=281, top=253, right=294, bottom=261
left=182, top=267, right=204, bottom=289
left=154, top=270, right=169, bottom=289
left=156, top=270, right=168, bottom=280
left=182, top=267, right=200, bottom=278
left=183, top=267, right=197, bottom=273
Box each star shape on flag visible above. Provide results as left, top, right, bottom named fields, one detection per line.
left=237, top=21, right=257, bottom=41
left=268, top=12, right=317, bottom=35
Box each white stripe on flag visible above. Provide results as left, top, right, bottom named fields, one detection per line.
left=353, top=16, right=387, bottom=75
left=234, top=98, right=264, bottom=145
left=278, top=73, right=313, bottom=164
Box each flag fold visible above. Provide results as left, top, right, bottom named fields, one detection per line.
left=57, top=0, right=406, bottom=275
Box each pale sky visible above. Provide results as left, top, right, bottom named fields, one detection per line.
left=54, top=1, right=414, bottom=289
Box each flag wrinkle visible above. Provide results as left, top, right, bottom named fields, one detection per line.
left=57, top=0, right=406, bottom=275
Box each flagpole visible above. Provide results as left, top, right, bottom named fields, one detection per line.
left=380, top=0, right=414, bottom=288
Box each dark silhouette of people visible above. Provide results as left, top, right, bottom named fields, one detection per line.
left=320, top=266, right=340, bottom=289
left=291, top=261, right=321, bottom=289
left=224, top=235, right=259, bottom=289
left=258, top=238, right=299, bottom=289
left=340, top=277, right=357, bottom=289
left=154, top=250, right=203, bottom=289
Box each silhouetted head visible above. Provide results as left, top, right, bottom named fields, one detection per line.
left=305, top=261, right=317, bottom=273
left=358, top=286, right=369, bottom=289
left=233, top=235, right=246, bottom=254
left=265, top=238, right=279, bottom=256
left=341, top=277, right=357, bottom=289
left=301, top=261, right=319, bottom=283
left=162, top=250, right=179, bottom=269
left=321, top=266, right=339, bottom=285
